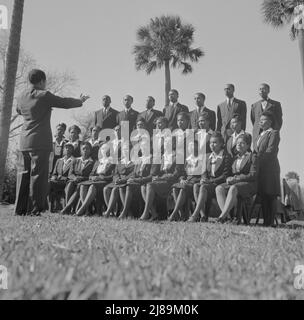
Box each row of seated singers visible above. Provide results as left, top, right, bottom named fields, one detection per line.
left=49, top=110, right=280, bottom=226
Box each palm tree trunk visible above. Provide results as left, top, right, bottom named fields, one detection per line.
left=299, top=29, right=304, bottom=90
left=0, top=0, right=24, bottom=201
left=165, top=60, right=171, bottom=106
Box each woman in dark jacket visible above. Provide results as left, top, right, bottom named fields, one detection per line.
left=60, top=142, right=95, bottom=214
left=255, top=111, right=281, bottom=227
left=215, top=133, right=257, bottom=223
left=103, top=143, right=135, bottom=218
left=48, top=142, right=75, bottom=212
left=188, top=132, right=232, bottom=222
left=75, top=143, right=115, bottom=216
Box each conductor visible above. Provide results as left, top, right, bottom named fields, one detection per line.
left=15, top=69, right=90, bottom=216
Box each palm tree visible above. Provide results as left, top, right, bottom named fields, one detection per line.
left=133, top=15, right=204, bottom=106
left=0, top=0, right=25, bottom=201
left=262, top=0, right=304, bottom=89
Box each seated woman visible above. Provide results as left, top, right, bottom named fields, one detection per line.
left=139, top=141, right=184, bottom=221
left=49, top=142, right=75, bottom=212
left=60, top=142, right=95, bottom=214
left=215, top=133, right=257, bottom=223
left=86, top=125, right=102, bottom=161
left=103, top=143, right=135, bottom=218
left=118, top=142, right=152, bottom=220
left=255, top=111, right=281, bottom=227
left=196, top=112, right=214, bottom=154
left=188, top=132, right=232, bottom=222
left=169, top=140, right=204, bottom=221
left=75, top=143, right=116, bottom=216
left=67, top=125, right=82, bottom=158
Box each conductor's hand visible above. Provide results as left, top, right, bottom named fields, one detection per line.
left=80, top=94, right=90, bottom=103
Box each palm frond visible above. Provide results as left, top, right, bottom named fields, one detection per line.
left=146, top=61, right=158, bottom=74
left=180, top=62, right=193, bottom=74
left=261, top=0, right=293, bottom=27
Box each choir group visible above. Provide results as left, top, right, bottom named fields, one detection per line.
left=48, top=85, right=282, bottom=227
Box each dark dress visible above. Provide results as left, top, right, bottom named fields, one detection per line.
left=148, top=154, right=184, bottom=199
left=255, top=129, right=281, bottom=196
left=218, top=152, right=257, bottom=198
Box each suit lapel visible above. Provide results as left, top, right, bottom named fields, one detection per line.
left=103, top=107, right=113, bottom=121
left=239, top=153, right=251, bottom=172
left=214, top=156, right=223, bottom=175
left=145, top=110, right=154, bottom=123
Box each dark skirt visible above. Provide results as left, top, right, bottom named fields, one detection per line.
left=219, top=182, right=257, bottom=199
left=173, top=176, right=200, bottom=197
left=148, top=180, right=176, bottom=199
left=49, top=179, right=67, bottom=192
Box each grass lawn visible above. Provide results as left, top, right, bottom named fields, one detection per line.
left=0, top=204, right=304, bottom=300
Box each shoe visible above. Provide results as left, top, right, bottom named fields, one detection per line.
left=216, top=216, right=229, bottom=224
left=200, top=216, right=208, bottom=223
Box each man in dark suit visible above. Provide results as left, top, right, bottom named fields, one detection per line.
left=251, top=83, right=283, bottom=149
left=15, top=69, right=90, bottom=216
left=163, top=89, right=189, bottom=131
left=138, top=96, right=163, bottom=136
left=190, top=93, right=216, bottom=131
left=94, top=95, right=118, bottom=130
left=217, top=84, right=247, bottom=142
left=116, top=95, right=139, bottom=137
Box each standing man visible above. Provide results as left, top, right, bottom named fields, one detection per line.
left=190, top=93, right=216, bottom=131
left=15, top=69, right=90, bottom=216
left=116, top=95, right=139, bottom=136
left=251, top=83, right=283, bottom=149
left=138, top=96, right=163, bottom=136
left=94, top=95, right=118, bottom=130
left=163, top=89, right=189, bottom=131
left=217, top=84, right=247, bottom=142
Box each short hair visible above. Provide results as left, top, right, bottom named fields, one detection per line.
left=226, top=84, right=235, bottom=90
left=90, top=125, right=101, bottom=132
left=68, top=125, right=81, bottom=135
left=198, top=112, right=210, bottom=121
left=28, top=69, right=46, bottom=85
left=231, top=113, right=242, bottom=122
left=124, top=95, right=133, bottom=102
left=82, top=141, right=93, bottom=152
left=56, top=123, right=67, bottom=131
left=169, top=89, right=179, bottom=96
left=155, top=116, right=169, bottom=127
left=177, top=112, right=190, bottom=121
left=147, top=96, right=155, bottom=103
left=236, top=133, right=252, bottom=146
left=261, top=111, right=275, bottom=126
left=137, top=116, right=146, bottom=124
left=210, top=131, right=224, bottom=145
left=196, top=92, right=206, bottom=100
left=285, top=171, right=300, bottom=182
left=261, top=83, right=270, bottom=91
left=65, top=142, right=74, bottom=149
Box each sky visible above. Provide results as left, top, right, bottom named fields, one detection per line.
left=1, top=0, right=304, bottom=180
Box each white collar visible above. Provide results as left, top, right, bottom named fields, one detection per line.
left=226, top=97, right=235, bottom=104
left=232, top=130, right=245, bottom=138
left=209, top=150, right=224, bottom=160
